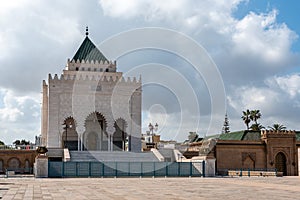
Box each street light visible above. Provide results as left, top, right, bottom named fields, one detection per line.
left=148, top=122, right=158, bottom=149
left=148, top=122, right=158, bottom=135
left=63, top=122, right=72, bottom=148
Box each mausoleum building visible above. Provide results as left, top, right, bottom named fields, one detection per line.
left=41, top=28, right=142, bottom=152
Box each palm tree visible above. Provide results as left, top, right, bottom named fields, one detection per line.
left=242, top=109, right=251, bottom=130
left=268, top=124, right=286, bottom=131
left=250, top=110, right=261, bottom=125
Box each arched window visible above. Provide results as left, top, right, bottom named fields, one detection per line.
left=25, top=160, right=30, bottom=173
left=0, top=159, right=3, bottom=173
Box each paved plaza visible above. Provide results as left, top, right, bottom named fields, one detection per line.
left=0, top=176, right=299, bottom=200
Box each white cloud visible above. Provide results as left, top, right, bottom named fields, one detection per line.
left=267, top=74, right=300, bottom=98
left=232, top=10, right=297, bottom=65
left=0, top=89, right=40, bottom=144
left=0, top=0, right=299, bottom=144
left=228, top=73, right=300, bottom=130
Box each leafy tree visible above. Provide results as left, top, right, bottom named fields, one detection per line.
left=250, top=110, right=261, bottom=125
left=13, top=139, right=30, bottom=145
left=241, top=109, right=251, bottom=130
left=188, top=132, right=198, bottom=143
left=0, top=140, right=4, bottom=145
left=268, top=124, right=286, bottom=131
left=222, top=114, right=230, bottom=134
left=21, top=139, right=30, bottom=145
left=13, top=140, right=21, bottom=145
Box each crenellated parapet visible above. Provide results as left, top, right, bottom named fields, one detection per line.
left=261, top=130, right=296, bottom=139
left=66, top=59, right=117, bottom=72
left=47, top=73, right=141, bottom=85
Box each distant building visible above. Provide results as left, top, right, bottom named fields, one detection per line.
left=142, top=131, right=161, bottom=151
left=187, top=130, right=300, bottom=176
left=41, top=28, right=142, bottom=152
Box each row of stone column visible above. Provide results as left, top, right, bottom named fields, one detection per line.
left=75, top=134, right=131, bottom=151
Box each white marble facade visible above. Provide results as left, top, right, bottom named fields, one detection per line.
left=41, top=32, right=142, bottom=152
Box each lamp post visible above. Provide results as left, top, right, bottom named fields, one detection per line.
left=148, top=123, right=158, bottom=149
left=63, top=122, right=72, bottom=148
left=148, top=123, right=158, bottom=136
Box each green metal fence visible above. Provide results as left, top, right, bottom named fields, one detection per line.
left=48, top=161, right=205, bottom=178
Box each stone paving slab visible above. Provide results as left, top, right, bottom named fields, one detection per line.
left=0, top=177, right=299, bottom=200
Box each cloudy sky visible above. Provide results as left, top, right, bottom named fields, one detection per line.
left=0, top=0, right=299, bottom=144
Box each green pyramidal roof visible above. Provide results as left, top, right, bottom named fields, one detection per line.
left=72, top=36, right=108, bottom=62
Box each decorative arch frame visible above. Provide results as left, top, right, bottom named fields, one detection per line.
left=274, top=151, right=288, bottom=176
left=61, top=116, right=79, bottom=150
left=113, top=118, right=128, bottom=151
left=83, top=111, right=109, bottom=150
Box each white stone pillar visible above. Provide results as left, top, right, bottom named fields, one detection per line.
left=106, top=119, right=115, bottom=151
left=76, top=125, right=85, bottom=151
left=107, top=135, right=111, bottom=151
left=81, top=135, right=83, bottom=151
left=110, top=135, right=113, bottom=151
left=34, top=155, right=48, bottom=178
left=77, top=135, right=80, bottom=151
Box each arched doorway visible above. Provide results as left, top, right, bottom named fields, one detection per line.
left=243, top=156, right=255, bottom=169
left=275, top=152, right=287, bottom=176
left=113, top=119, right=128, bottom=151
left=24, top=160, right=30, bottom=173
left=8, top=157, right=20, bottom=173
left=0, top=159, right=3, bottom=174
left=87, top=132, right=98, bottom=150
left=84, top=112, right=107, bottom=151
left=62, top=117, right=78, bottom=150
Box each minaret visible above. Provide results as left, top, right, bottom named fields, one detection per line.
left=222, top=113, right=230, bottom=134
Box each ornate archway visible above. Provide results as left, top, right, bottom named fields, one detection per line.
left=8, top=157, right=20, bottom=172
left=84, top=112, right=108, bottom=151
left=275, top=152, right=287, bottom=176
left=113, top=118, right=128, bottom=151
left=62, top=117, right=78, bottom=150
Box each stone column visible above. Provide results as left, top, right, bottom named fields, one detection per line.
left=128, top=135, right=131, bottom=151
left=110, top=135, right=113, bottom=151
left=107, top=135, right=111, bottom=151
left=76, top=125, right=85, bottom=151
left=77, top=135, right=80, bottom=151
left=34, top=154, right=48, bottom=178
left=106, top=118, right=115, bottom=151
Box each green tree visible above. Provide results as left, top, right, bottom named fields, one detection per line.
left=241, top=109, right=251, bottom=130
left=13, top=139, right=30, bottom=145
left=268, top=124, right=286, bottom=131
left=250, top=110, right=261, bottom=125
left=13, top=140, right=21, bottom=145
left=20, top=139, right=30, bottom=145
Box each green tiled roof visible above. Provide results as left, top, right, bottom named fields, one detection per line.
left=218, top=130, right=261, bottom=141
left=204, top=130, right=300, bottom=142
left=242, top=131, right=261, bottom=141
left=219, top=131, right=245, bottom=140
left=72, top=36, right=108, bottom=62
left=296, top=131, right=300, bottom=141
left=203, top=134, right=220, bottom=140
